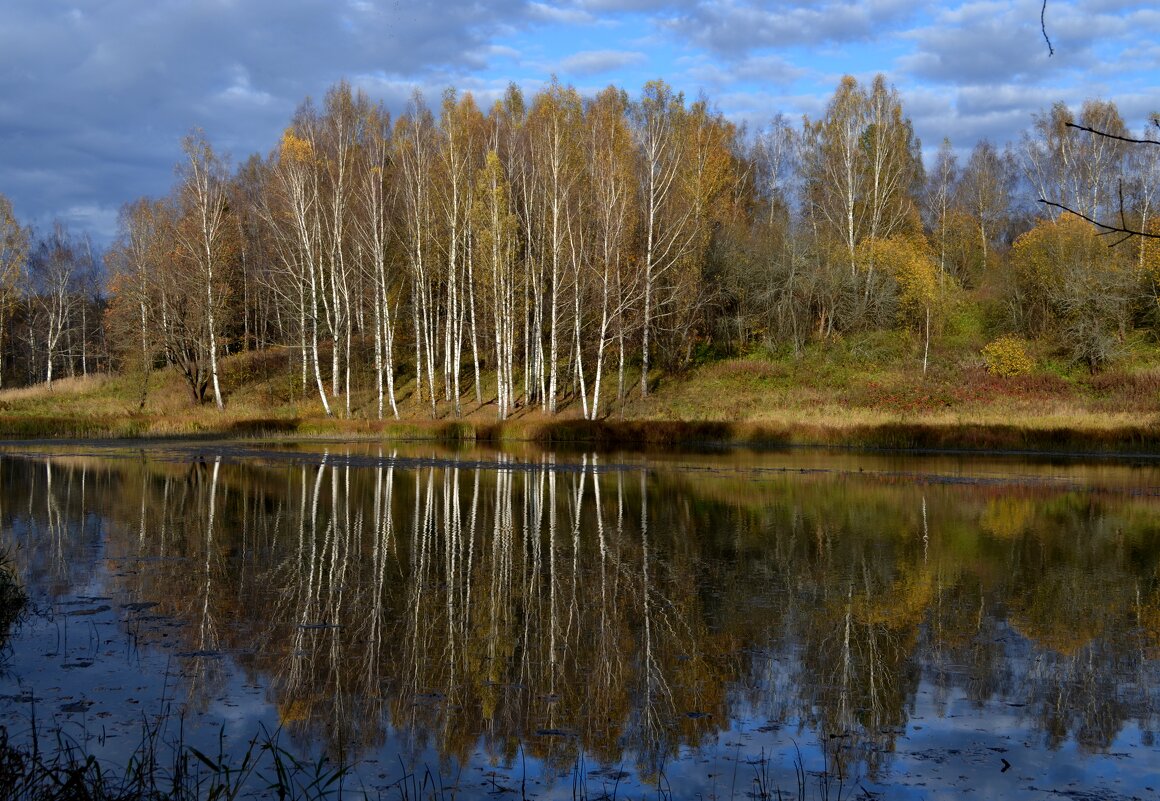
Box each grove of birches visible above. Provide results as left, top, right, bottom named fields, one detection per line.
left=0, top=75, right=1158, bottom=419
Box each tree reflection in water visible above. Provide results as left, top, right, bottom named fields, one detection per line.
left=1, top=450, right=1159, bottom=788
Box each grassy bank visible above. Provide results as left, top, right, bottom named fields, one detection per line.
left=2, top=334, right=1159, bottom=454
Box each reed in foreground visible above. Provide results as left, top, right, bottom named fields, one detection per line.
left=0, top=715, right=348, bottom=801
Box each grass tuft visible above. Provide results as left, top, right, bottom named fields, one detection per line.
left=0, top=715, right=349, bottom=801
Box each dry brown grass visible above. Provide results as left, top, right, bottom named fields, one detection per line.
left=0, top=346, right=1157, bottom=453
left=0, top=373, right=110, bottom=402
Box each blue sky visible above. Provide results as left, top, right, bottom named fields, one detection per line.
left=1, top=0, right=1157, bottom=244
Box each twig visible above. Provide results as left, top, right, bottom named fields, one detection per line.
left=1066, top=122, right=1160, bottom=147
left=1037, top=199, right=1160, bottom=241
left=1041, top=0, right=1054, bottom=56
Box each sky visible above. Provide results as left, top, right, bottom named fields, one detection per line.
left=1, top=0, right=1157, bottom=245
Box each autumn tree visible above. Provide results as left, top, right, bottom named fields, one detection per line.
left=633, top=80, right=692, bottom=398
left=857, top=235, right=941, bottom=372
left=923, top=138, right=957, bottom=280
left=0, top=193, right=28, bottom=387
left=1126, top=118, right=1160, bottom=269
left=528, top=80, right=584, bottom=412
left=89, top=76, right=1160, bottom=407
left=173, top=131, right=236, bottom=408
left=666, top=99, right=738, bottom=369
left=1010, top=216, right=1134, bottom=370
left=318, top=83, right=366, bottom=416
left=472, top=149, right=518, bottom=419
left=394, top=94, right=440, bottom=416
left=268, top=112, right=334, bottom=415
left=1024, top=100, right=1130, bottom=227
left=231, top=155, right=279, bottom=354
left=352, top=101, right=401, bottom=419
left=717, top=114, right=808, bottom=352
left=129, top=196, right=223, bottom=404
left=105, top=197, right=166, bottom=406
left=801, top=75, right=923, bottom=327
left=437, top=89, right=486, bottom=415
left=957, top=139, right=1016, bottom=273
left=581, top=86, right=636, bottom=417
left=25, top=223, right=93, bottom=387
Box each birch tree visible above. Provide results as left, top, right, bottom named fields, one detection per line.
left=501, top=85, right=548, bottom=409
left=583, top=86, right=634, bottom=418
left=473, top=149, right=518, bottom=419
left=1129, top=118, right=1160, bottom=274
left=802, top=75, right=922, bottom=326
left=106, top=197, right=221, bottom=404
left=958, top=139, right=1014, bottom=272
left=528, top=81, right=583, bottom=413
left=802, top=76, right=866, bottom=278
left=1024, top=100, right=1128, bottom=224
left=174, top=131, right=234, bottom=409
left=633, top=80, right=690, bottom=398
left=437, top=90, right=485, bottom=415
left=26, top=224, right=82, bottom=388
left=271, top=122, right=333, bottom=415
left=923, top=138, right=957, bottom=280
left=318, top=83, right=367, bottom=416
left=105, top=198, right=165, bottom=406
left=354, top=102, right=400, bottom=419
left=395, top=95, right=440, bottom=416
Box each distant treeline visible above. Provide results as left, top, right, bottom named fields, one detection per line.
left=0, top=76, right=1156, bottom=413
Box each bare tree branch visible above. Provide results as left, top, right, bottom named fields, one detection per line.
left=1041, top=0, right=1054, bottom=56
left=1037, top=119, right=1160, bottom=243
left=1037, top=199, right=1160, bottom=241
left=1066, top=122, right=1160, bottom=146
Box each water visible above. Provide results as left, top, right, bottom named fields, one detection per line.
left=1, top=442, right=1159, bottom=799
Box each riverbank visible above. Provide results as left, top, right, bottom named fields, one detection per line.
left=2, top=343, right=1158, bottom=455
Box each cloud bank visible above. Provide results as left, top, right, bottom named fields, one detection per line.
left=0, top=0, right=1155, bottom=243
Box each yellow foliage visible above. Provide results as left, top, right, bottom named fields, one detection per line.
left=938, top=208, right=985, bottom=282
left=1010, top=215, right=1134, bottom=368
left=1010, top=215, right=1123, bottom=300
left=981, top=335, right=1034, bottom=377
left=278, top=129, right=314, bottom=164
left=857, top=235, right=939, bottom=327
left=1141, top=217, right=1160, bottom=282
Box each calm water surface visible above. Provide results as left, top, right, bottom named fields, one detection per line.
left=1, top=442, right=1159, bottom=799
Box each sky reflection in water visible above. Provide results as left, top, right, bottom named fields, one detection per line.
left=1, top=445, right=1158, bottom=799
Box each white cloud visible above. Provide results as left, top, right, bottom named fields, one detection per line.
left=215, top=66, right=276, bottom=108
left=0, top=0, right=1155, bottom=247
left=660, top=0, right=918, bottom=56
left=0, top=0, right=531, bottom=241
left=687, top=54, right=808, bottom=88
left=559, top=49, right=648, bottom=75
left=528, top=2, right=595, bottom=24
left=486, top=44, right=523, bottom=60
left=899, top=1, right=1060, bottom=84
